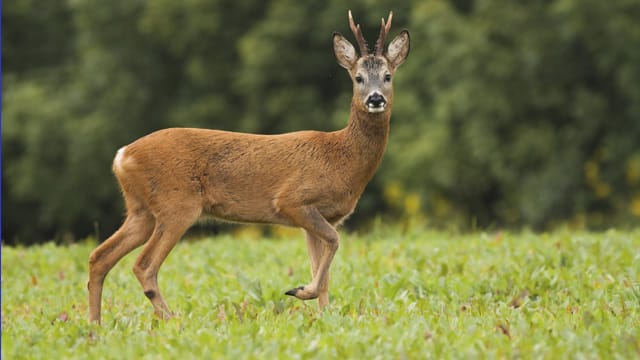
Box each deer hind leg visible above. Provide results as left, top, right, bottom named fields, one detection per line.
left=88, top=209, right=155, bottom=323
left=132, top=204, right=201, bottom=320
left=284, top=206, right=339, bottom=309
left=305, top=231, right=330, bottom=308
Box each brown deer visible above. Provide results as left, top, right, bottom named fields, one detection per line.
left=88, top=10, right=410, bottom=323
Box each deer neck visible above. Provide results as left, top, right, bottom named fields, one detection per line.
left=342, top=102, right=391, bottom=183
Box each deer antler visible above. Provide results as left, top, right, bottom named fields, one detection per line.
left=348, top=10, right=369, bottom=56
left=374, top=11, right=393, bottom=56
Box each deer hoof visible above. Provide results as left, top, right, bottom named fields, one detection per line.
left=285, top=286, right=319, bottom=300
left=285, top=286, right=305, bottom=296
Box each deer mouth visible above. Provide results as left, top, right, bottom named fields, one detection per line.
left=367, top=103, right=386, bottom=113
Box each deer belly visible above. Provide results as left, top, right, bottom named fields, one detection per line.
left=202, top=195, right=289, bottom=225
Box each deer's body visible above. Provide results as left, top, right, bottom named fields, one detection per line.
left=88, top=10, right=409, bottom=323
left=117, top=114, right=388, bottom=227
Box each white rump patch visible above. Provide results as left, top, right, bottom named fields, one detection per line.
left=113, top=146, right=127, bottom=174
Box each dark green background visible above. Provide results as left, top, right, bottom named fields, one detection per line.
left=3, top=0, right=640, bottom=244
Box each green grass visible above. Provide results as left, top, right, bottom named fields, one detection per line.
left=2, top=228, right=639, bottom=359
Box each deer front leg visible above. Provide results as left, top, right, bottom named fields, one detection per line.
left=305, top=230, right=330, bottom=308
left=283, top=206, right=339, bottom=309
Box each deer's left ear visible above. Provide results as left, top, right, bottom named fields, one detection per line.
left=334, top=32, right=358, bottom=70
left=386, top=30, right=410, bottom=69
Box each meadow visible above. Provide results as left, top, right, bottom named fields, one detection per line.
left=2, top=227, right=639, bottom=359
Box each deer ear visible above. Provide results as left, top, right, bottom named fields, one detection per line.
left=386, top=30, right=410, bottom=69
left=333, top=32, right=358, bottom=70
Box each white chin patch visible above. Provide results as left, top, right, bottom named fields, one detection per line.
left=367, top=104, right=386, bottom=113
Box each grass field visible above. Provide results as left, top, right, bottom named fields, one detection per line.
left=2, top=227, right=639, bottom=359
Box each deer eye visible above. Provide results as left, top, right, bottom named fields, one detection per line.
left=355, top=75, right=364, bottom=84
left=384, top=74, right=392, bottom=82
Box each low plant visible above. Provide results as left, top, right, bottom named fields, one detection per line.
left=2, top=228, right=639, bottom=358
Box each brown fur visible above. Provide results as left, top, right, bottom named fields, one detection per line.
left=88, top=11, right=410, bottom=323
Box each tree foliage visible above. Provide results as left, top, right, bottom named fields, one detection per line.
left=3, top=0, right=640, bottom=244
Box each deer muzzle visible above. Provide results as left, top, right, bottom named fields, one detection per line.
left=366, top=92, right=387, bottom=113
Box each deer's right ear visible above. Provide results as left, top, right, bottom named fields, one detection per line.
left=386, top=30, right=410, bottom=70
left=333, top=32, right=358, bottom=70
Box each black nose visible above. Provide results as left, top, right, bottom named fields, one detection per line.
left=366, top=93, right=386, bottom=107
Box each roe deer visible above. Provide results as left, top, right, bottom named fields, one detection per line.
left=88, top=10, right=410, bottom=323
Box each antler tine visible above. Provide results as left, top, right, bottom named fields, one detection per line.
left=348, top=10, right=369, bottom=56
left=375, top=11, right=393, bottom=56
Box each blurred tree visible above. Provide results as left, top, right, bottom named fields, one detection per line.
left=387, top=0, right=640, bottom=229
left=2, top=0, right=639, bottom=244
left=2, top=0, right=75, bottom=75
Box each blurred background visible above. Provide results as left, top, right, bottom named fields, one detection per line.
left=3, top=0, right=640, bottom=245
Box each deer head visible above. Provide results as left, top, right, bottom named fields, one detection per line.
left=333, top=11, right=410, bottom=114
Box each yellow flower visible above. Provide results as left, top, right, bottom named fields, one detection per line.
left=594, top=182, right=611, bottom=199
left=630, top=195, right=640, bottom=217
left=384, top=181, right=404, bottom=207
left=404, top=193, right=421, bottom=216
left=626, top=155, right=640, bottom=185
